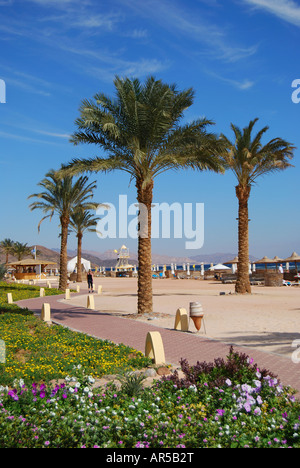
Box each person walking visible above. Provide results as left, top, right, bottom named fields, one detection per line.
left=87, top=269, right=94, bottom=293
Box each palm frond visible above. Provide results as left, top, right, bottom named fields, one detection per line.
left=221, top=118, right=295, bottom=186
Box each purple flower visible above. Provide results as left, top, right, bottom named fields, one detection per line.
left=8, top=390, right=19, bottom=401
left=244, top=402, right=252, bottom=413
left=216, top=409, right=225, bottom=417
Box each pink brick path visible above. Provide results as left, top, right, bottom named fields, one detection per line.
left=17, top=291, right=300, bottom=395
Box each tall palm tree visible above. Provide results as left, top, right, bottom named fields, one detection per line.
left=0, top=238, right=15, bottom=264
left=220, top=118, right=295, bottom=294
left=59, top=76, right=224, bottom=314
left=28, top=170, right=98, bottom=290
left=69, top=207, right=101, bottom=282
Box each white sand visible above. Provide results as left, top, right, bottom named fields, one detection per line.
left=60, top=277, right=300, bottom=359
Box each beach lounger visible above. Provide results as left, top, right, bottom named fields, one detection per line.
left=283, top=280, right=292, bottom=286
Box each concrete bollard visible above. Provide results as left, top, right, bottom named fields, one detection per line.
left=174, top=307, right=189, bottom=332
left=87, top=295, right=95, bottom=310
left=76, top=285, right=80, bottom=293
left=40, top=288, right=45, bottom=297
left=145, top=331, right=166, bottom=365
left=65, top=289, right=70, bottom=300
left=97, top=285, right=102, bottom=295
left=41, top=303, right=51, bottom=323
left=7, top=293, right=13, bottom=304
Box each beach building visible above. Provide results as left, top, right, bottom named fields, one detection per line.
left=7, top=258, right=57, bottom=280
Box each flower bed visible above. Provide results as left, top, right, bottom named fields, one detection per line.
left=0, top=348, right=299, bottom=448
left=0, top=313, right=151, bottom=385
left=0, top=281, right=63, bottom=306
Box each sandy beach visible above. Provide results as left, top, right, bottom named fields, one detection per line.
left=58, top=276, right=300, bottom=360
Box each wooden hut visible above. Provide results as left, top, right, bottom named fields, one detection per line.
left=7, top=258, right=57, bottom=280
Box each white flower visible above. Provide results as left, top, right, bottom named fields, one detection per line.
left=189, top=385, right=197, bottom=392
left=225, top=379, right=232, bottom=387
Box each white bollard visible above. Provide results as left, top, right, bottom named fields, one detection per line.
left=87, top=295, right=95, bottom=310
left=41, top=303, right=51, bottom=323
left=7, top=293, right=13, bottom=304
left=40, top=288, right=45, bottom=297
left=65, top=289, right=70, bottom=300
left=97, top=285, right=102, bottom=295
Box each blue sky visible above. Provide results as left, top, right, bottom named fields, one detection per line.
left=0, top=0, right=299, bottom=259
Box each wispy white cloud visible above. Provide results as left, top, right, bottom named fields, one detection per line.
left=59, top=43, right=170, bottom=81
left=1, top=67, right=56, bottom=97
left=205, top=69, right=255, bottom=90
left=0, top=130, right=67, bottom=145
left=122, top=0, right=259, bottom=63
left=242, top=0, right=300, bottom=26
left=32, top=129, right=70, bottom=139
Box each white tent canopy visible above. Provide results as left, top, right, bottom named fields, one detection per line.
left=67, top=257, right=91, bottom=273
left=209, top=263, right=231, bottom=271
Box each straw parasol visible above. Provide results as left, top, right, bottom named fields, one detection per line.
left=283, top=252, right=300, bottom=272
left=255, top=256, right=274, bottom=270
left=272, top=256, right=284, bottom=271
left=272, top=256, right=283, bottom=263
left=224, top=256, right=239, bottom=265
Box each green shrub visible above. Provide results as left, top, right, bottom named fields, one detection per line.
left=0, top=265, right=6, bottom=281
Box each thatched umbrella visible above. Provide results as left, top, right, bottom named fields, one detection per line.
left=272, top=256, right=284, bottom=271
left=224, top=256, right=239, bottom=265
left=255, top=256, right=274, bottom=270
left=224, top=256, right=239, bottom=274
left=283, top=252, right=300, bottom=273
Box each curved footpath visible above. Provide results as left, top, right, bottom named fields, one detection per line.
left=17, top=290, right=300, bottom=395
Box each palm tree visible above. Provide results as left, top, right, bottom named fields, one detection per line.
left=220, top=118, right=295, bottom=294
left=70, top=207, right=101, bottom=282
left=59, top=76, right=224, bottom=314
left=0, top=238, right=15, bottom=264
left=28, top=169, right=98, bottom=290
left=12, top=242, right=32, bottom=261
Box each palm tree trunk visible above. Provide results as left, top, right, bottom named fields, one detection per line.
left=59, top=215, right=69, bottom=291
left=76, top=233, right=83, bottom=283
left=235, top=184, right=251, bottom=294
left=136, top=179, right=154, bottom=315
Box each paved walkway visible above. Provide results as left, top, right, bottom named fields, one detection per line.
left=17, top=290, right=300, bottom=395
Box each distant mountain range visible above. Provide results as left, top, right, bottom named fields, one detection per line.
left=1, top=245, right=257, bottom=268
left=52, top=247, right=257, bottom=266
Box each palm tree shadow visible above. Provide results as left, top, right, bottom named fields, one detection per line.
left=220, top=331, right=300, bottom=356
